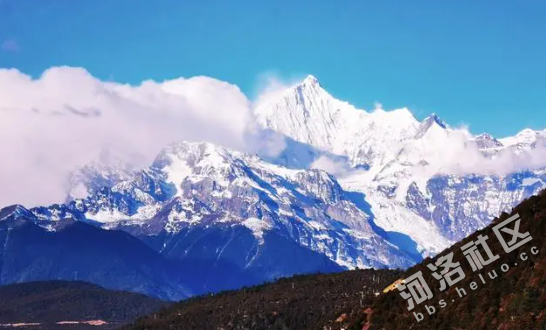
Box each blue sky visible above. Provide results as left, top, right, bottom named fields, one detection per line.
left=1, top=0, right=545, bottom=137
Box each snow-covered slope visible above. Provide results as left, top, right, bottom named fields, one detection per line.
left=31, top=141, right=417, bottom=270
left=499, top=128, right=546, bottom=147
left=255, top=75, right=421, bottom=169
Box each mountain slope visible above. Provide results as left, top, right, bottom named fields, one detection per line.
left=255, top=75, right=421, bottom=169
left=123, top=269, right=400, bottom=330
left=1, top=203, right=349, bottom=300
left=0, top=210, right=191, bottom=300
left=0, top=281, right=166, bottom=329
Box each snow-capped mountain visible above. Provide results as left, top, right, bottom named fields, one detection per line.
left=3, top=74, right=545, bottom=299
left=255, top=75, right=422, bottom=169
left=25, top=75, right=546, bottom=262
left=255, top=75, right=546, bottom=254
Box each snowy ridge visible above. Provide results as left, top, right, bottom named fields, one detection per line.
left=499, top=128, right=546, bottom=147
left=31, top=141, right=416, bottom=269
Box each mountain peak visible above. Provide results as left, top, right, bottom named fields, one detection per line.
left=519, top=128, right=537, bottom=135
left=423, top=113, right=448, bottom=129
left=295, top=75, right=323, bottom=95
left=499, top=128, right=546, bottom=147
left=476, top=133, right=494, bottom=139
left=302, top=74, right=320, bottom=86
left=0, top=204, right=34, bottom=221
left=413, top=113, right=448, bottom=139
left=473, top=133, right=504, bottom=149
left=154, top=141, right=240, bottom=168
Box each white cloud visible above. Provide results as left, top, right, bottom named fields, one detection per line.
left=406, top=125, right=546, bottom=177
left=439, top=142, right=546, bottom=177
left=310, top=156, right=352, bottom=177
left=252, top=72, right=306, bottom=106
left=0, top=67, right=283, bottom=207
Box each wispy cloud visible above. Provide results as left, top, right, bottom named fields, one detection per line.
left=310, top=156, right=352, bottom=177
left=1, top=39, right=19, bottom=52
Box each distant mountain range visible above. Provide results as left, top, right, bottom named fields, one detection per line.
left=1, top=75, right=545, bottom=300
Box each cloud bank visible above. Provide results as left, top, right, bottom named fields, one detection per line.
left=0, top=67, right=283, bottom=207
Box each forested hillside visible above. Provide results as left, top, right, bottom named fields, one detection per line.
left=0, top=281, right=166, bottom=330
left=367, top=189, right=546, bottom=329
left=123, top=269, right=400, bottom=330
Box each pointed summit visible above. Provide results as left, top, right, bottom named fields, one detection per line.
left=473, top=133, right=503, bottom=149
left=0, top=204, right=35, bottom=221
left=302, top=74, right=320, bottom=86
left=254, top=73, right=354, bottom=150
left=414, top=113, right=448, bottom=139
left=423, top=113, right=448, bottom=129
left=296, top=75, right=322, bottom=94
